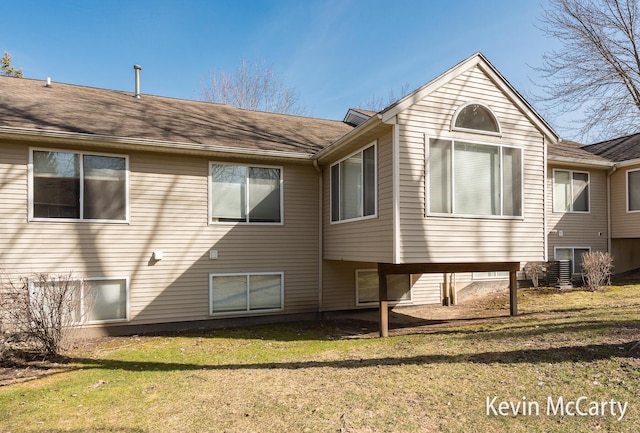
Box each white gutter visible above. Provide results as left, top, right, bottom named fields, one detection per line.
left=0, top=127, right=315, bottom=161
left=612, top=157, right=640, bottom=168
left=313, top=113, right=383, bottom=162
left=547, top=155, right=614, bottom=168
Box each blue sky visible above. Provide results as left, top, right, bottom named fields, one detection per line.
left=2, top=1, right=568, bottom=134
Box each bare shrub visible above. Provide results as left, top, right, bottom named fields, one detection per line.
left=525, top=262, right=546, bottom=288
left=581, top=251, right=614, bottom=291
left=0, top=272, right=93, bottom=356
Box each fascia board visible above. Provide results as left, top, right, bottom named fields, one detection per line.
left=547, top=155, right=614, bottom=168
left=0, top=127, right=314, bottom=161
left=380, top=52, right=559, bottom=144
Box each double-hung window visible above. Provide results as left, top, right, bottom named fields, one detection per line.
left=553, top=169, right=589, bottom=212
left=330, top=143, right=376, bottom=222
left=627, top=169, right=640, bottom=212
left=209, top=272, right=283, bottom=315
left=210, top=163, right=282, bottom=223
left=427, top=139, right=522, bottom=217
left=30, top=149, right=128, bottom=221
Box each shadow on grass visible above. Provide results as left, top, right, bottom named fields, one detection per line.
left=32, top=429, right=146, bottom=433
left=57, top=340, right=640, bottom=374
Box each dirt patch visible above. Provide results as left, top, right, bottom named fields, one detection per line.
left=0, top=352, right=68, bottom=386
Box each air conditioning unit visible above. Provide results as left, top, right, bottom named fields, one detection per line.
left=547, top=260, right=572, bottom=287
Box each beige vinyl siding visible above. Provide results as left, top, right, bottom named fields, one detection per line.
left=397, top=66, right=546, bottom=263
left=411, top=274, right=447, bottom=305
left=610, top=163, right=640, bottom=238
left=321, top=260, right=444, bottom=310
left=322, top=131, right=394, bottom=262
left=611, top=238, right=640, bottom=273
left=546, top=164, right=608, bottom=260
left=0, top=142, right=320, bottom=327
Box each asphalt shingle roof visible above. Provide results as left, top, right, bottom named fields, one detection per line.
left=582, top=133, right=640, bottom=162
left=0, top=76, right=354, bottom=156
left=547, top=139, right=612, bottom=165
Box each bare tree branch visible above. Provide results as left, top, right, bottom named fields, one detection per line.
left=199, top=59, right=306, bottom=115
left=358, top=82, right=412, bottom=112
left=534, top=0, right=640, bottom=141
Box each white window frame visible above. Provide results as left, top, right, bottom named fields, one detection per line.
left=83, top=276, right=130, bottom=324
left=28, top=147, right=130, bottom=223
left=330, top=142, right=377, bottom=224
left=29, top=276, right=130, bottom=324
left=472, top=271, right=509, bottom=280
left=626, top=168, right=640, bottom=213
left=554, top=247, right=591, bottom=274
left=426, top=137, right=524, bottom=219
left=451, top=101, right=502, bottom=137
left=208, top=162, right=284, bottom=225
left=209, top=272, right=284, bottom=316
left=552, top=169, right=590, bottom=213
left=355, top=269, right=412, bottom=307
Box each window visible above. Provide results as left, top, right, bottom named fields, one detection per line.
left=427, top=139, right=522, bottom=217
left=30, top=276, right=128, bottom=323
left=555, top=247, right=590, bottom=274
left=31, top=150, right=127, bottom=221
left=627, top=169, right=640, bottom=212
left=356, top=270, right=411, bottom=306
left=85, top=278, right=129, bottom=322
left=473, top=271, right=509, bottom=280
left=553, top=170, right=589, bottom=212
left=210, top=164, right=282, bottom=223
left=331, top=143, right=376, bottom=222
left=452, top=103, right=500, bottom=134
left=210, top=273, right=283, bottom=315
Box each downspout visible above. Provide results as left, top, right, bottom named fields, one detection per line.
left=607, top=165, right=616, bottom=254
left=392, top=120, right=400, bottom=264
left=543, top=136, right=548, bottom=262
left=313, top=159, right=323, bottom=313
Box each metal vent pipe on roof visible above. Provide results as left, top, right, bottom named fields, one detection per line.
left=133, top=64, right=142, bottom=99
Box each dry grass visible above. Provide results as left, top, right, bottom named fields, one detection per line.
left=1, top=285, right=639, bottom=433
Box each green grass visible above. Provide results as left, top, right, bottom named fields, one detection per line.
left=1, top=285, right=639, bottom=433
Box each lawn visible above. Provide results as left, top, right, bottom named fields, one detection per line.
left=1, top=285, right=639, bottom=433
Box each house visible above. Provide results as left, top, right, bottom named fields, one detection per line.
left=0, top=52, right=627, bottom=337
left=547, top=134, right=640, bottom=275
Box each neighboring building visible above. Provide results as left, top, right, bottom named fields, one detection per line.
left=0, top=52, right=633, bottom=335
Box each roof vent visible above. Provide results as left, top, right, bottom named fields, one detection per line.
left=133, top=64, right=142, bottom=99
left=45, top=77, right=52, bottom=88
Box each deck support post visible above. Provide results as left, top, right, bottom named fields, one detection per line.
left=378, top=268, right=389, bottom=337
left=509, top=270, right=518, bottom=316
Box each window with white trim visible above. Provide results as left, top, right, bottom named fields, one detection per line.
left=627, top=169, right=640, bottom=212
left=427, top=138, right=522, bottom=217
left=210, top=163, right=282, bottom=223
left=30, top=276, right=129, bottom=323
left=31, top=150, right=128, bottom=221
left=555, top=247, right=590, bottom=274
left=85, top=278, right=129, bottom=322
left=452, top=103, right=500, bottom=134
left=356, top=270, right=411, bottom=306
left=473, top=271, right=509, bottom=280
left=331, top=143, right=376, bottom=222
left=553, top=169, right=589, bottom=212
left=210, top=273, right=283, bottom=315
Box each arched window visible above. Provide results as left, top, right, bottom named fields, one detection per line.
left=452, top=103, right=500, bottom=134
